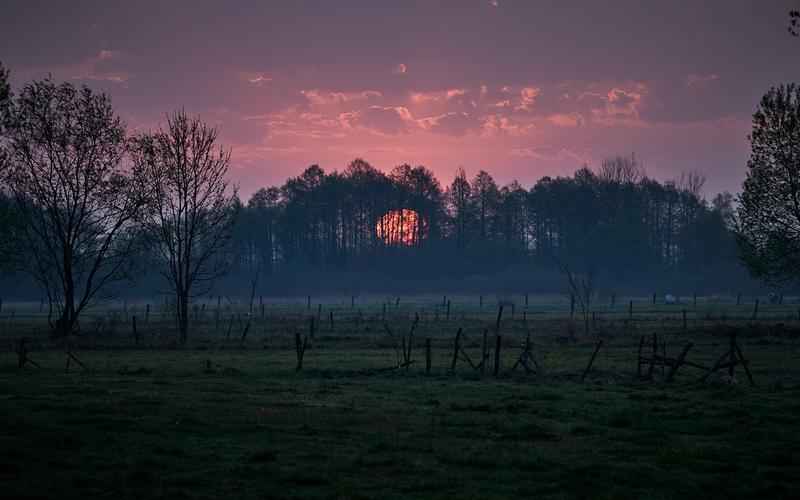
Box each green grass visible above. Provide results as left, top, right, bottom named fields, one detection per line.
left=1, top=294, right=800, bottom=499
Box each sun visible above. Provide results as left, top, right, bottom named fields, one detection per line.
left=376, top=209, right=423, bottom=246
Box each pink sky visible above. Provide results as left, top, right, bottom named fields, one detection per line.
left=4, top=1, right=799, bottom=198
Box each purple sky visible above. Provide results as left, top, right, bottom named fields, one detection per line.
left=3, top=1, right=799, bottom=198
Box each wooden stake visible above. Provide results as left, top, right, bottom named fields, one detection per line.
left=493, top=334, right=502, bottom=376
left=581, top=340, right=603, bottom=382
left=450, top=328, right=462, bottom=372
left=666, top=342, right=693, bottom=382
left=132, top=316, right=139, bottom=346
left=751, top=299, right=759, bottom=321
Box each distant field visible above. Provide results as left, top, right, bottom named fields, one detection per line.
left=1, top=294, right=799, bottom=499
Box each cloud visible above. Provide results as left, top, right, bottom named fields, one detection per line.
left=393, top=63, right=407, bottom=74
left=244, top=73, right=273, bottom=86
left=69, top=50, right=130, bottom=84
left=410, top=88, right=468, bottom=104
left=489, top=0, right=500, bottom=7
left=301, top=89, right=383, bottom=106
left=481, top=114, right=535, bottom=137
left=417, top=111, right=474, bottom=136
left=547, top=112, right=585, bottom=127
left=686, top=73, right=719, bottom=88
left=343, top=105, right=415, bottom=135
left=509, top=146, right=589, bottom=164
left=515, top=86, right=541, bottom=111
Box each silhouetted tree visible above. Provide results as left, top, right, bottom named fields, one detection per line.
left=1, top=78, right=148, bottom=336
left=737, top=84, right=800, bottom=285
left=132, top=112, right=237, bottom=343
left=445, top=167, right=473, bottom=249
left=0, top=62, right=18, bottom=269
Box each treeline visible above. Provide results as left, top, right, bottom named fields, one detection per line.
left=220, top=156, right=748, bottom=294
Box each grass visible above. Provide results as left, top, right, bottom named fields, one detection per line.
left=1, top=294, right=800, bottom=499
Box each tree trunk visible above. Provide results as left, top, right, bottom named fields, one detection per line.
left=178, top=291, right=190, bottom=344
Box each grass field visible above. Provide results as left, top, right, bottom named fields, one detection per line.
left=1, top=294, right=800, bottom=499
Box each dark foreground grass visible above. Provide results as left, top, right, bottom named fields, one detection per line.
left=1, top=341, right=800, bottom=500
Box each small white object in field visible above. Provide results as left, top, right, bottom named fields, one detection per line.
left=665, top=294, right=677, bottom=304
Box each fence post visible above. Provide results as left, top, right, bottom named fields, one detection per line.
left=581, top=340, right=603, bottom=382
left=493, top=334, right=502, bottom=376
left=450, top=328, right=462, bottom=372
left=132, top=316, right=138, bottom=345
left=629, top=300, right=633, bottom=320
left=752, top=299, right=759, bottom=321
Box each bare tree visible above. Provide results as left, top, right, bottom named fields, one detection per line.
left=132, top=111, right=237, bottom=344
left=556, top=257, right=596, bottom=336
left=1, top=78, right=148, bottom=336
left=598, top=154, right=643, bottom=185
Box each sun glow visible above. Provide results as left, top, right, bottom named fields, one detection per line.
left=376, top=209, right=424, bottom=246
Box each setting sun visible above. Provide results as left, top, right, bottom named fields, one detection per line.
left=376, top=209, right=423, bottom=246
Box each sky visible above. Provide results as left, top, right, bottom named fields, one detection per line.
left=3, top=0, right=799, bottom=198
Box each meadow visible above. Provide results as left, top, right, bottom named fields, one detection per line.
left=1, top=293, right=799, bottom=499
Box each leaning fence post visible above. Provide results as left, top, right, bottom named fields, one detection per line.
left=666, top=342, right=693, bottom=382
left=450, top=328, right=462, bottom=372
left=751, top=299, right=759, bottom=321
left=581, top=340, right=603, bottom=382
